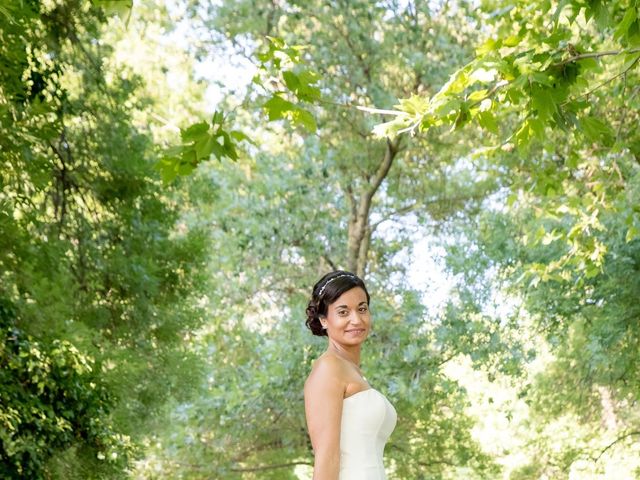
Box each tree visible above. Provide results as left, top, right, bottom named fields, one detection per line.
left=370, top=0, right=640, bottom=475
left=187, top=0, right=496, bottom=278
left=1, top=1, right=211, bottom=477
left=375, top=0, right=640, bottom=279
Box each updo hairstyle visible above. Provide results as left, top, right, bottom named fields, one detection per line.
left=305, top=270, right=370, bottom=336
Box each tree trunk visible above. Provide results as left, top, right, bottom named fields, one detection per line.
left=346, top=138, right=400, bottom=278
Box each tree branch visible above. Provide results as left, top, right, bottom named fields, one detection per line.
left=356, top=225, right=372, bottom=278
left=347, top=137, right=401, bottom=275
left=566, top=52, right=640, bottom=103
left=595, top=431, right=640, bottom=462
left=371, top=201, right=419, bottom=231
left=469, top=80, right=509, bottom=109
left=366, top=137, right=399, bottom=202
left=323, top=253, right=337, bottom=270
left=554, top=47, right=640, bottom=67
left=345, top=183, right=357, bottom=221
left=333, top=18, right=371, bottom=83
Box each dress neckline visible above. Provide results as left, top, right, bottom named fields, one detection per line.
left=344, top=388, right=375, bottom=401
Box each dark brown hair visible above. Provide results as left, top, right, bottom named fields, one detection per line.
left=305, top=270, right=370, bottom=336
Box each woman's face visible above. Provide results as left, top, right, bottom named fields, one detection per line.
left=321, top=287, right=371, bottom=344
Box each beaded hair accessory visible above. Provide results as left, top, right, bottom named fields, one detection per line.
left=317, top=273, right=356, bottom=297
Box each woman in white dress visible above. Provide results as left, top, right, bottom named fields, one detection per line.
left=304, top=270, right=397, bottom=480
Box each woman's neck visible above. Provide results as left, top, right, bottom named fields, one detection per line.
left=327, top=342, right=361, bottom=367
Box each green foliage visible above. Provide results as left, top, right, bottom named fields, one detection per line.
left=0, top=0, right=212, bottom=477
left=345, top=0, right=640, bottom=475
left=373, top=2, right=640, bottom=143
left=255, top=36, right=320, bottom=132
left=0, top=300, right=133, bottom=479
left=4, top=0, right=640, bottom=478
left=442, top=150, right=640, bottom=475
left=92, top=0, right=133, bottom=24
left=160, top=35, right=321, bottom=183
left=367, top=0, right=640, bottom=303
left=157, top=110, right=251, bottom=183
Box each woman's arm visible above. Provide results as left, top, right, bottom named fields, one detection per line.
left=304, top=356, right=345, bottom=480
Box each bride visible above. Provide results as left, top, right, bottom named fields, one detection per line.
left=304, top=270, right=397, bottom=479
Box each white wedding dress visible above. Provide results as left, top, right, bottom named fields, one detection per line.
left=339, top=387, right=397, bottom=479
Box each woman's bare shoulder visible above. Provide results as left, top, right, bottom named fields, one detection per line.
left=305, top=353, right=345, bottom=393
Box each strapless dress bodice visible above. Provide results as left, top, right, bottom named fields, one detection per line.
left=339, top=387, right=397, bottom=479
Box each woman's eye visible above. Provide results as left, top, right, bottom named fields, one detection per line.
left=359, top=307, right=368, bottom=313
left=338, top=311, right=348, bottom=316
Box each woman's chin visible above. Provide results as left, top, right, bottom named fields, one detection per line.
left=344, top=329, right=368, bottom=342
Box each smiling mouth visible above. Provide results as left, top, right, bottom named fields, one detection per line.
left=346, top=329, right=365, bottom=334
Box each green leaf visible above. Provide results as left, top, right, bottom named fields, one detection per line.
left=477, top=111, right=499, bottom=134
left=433, top=98, right=461, bottom=117
left=552, top=0, right=570, bottom=27
left=577, top=57, right=600, bottom=71
left=452, top=107, right=470, bottom=131
left=230, top=130, right=254, bottom=145
left=295, top=70, right=321, bottom=102
left=181, top=148, right=197, bottom=165
left=468, top=89, right=488, bottom=102
left=256, top=51, right=271, bottom=64
left=210, top=136, right=225, bottom=160
left=221, top=132, right=238, bottom=161
left=529, top=71, right=553, bottom=87
left=282, top=70, right=300, bottom=92
left=177, top=161, right=195, bottom=175
left=514, top=120, right=532, bottom=150
left=181, top=122, right=209, bottom=142
left=296, top=83, right=321, bottom=102
left=263, top=95, right=295, bottom=121
left=195, top=135, right=215, bottom=160
left=92, top=0, right=133, bottom=24
left=158, top=158, right=178, bottom=184
left=580, top=116, right=614, bottom=144
left=528, top=117, right=545, bottom=139
left=589, top=1, right=610, bottom=30
left=585, top=264, right=600, bottom=278
left=622, top=51, right=640, bottom=72
left=297, top=70, right=319, bottom=85
left=291, top=108, right=317, bottom=133
left=449, top=69, right=470, bottom=94
left=531, top=85, right=556, bottom=120
left=211, top=110, right=224, bottom=127
left=614, top=7, right=636, bottom=40
left=503, top=35, right=521, bottom=47
left=396, top=94, right=430, bottom=115
left=476, top=37, right=500, bottom=55
left=629, top=18, right=640, bottom=42
left=163, top=145, right=183, bottom=157
left=265, top=35, right=285, bottom=49
left=372, top=117, right=412, bottom=139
